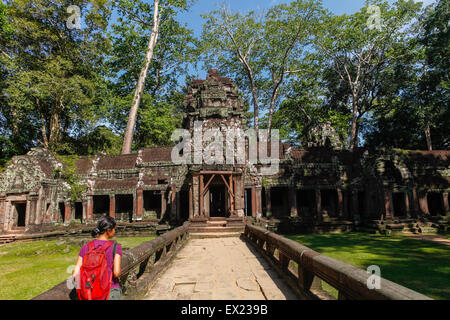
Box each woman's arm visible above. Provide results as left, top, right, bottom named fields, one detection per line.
left=113, top=254, right=121, bottom=278
left=72, top=256, right=83, bottom=277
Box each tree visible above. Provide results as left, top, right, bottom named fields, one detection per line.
left=108, top=0, right=196, bottom=152
left=201, top=5, right=264, bottom=138
left=118, top=0, right=195, bottom=154
left=363, top=0, right=449, bottom=150
left=315, top=0, right=422, bottom=151
left=201, top=0, right=326, bottom=138
left=417, top=0, right=449, bottom=150
left=1, top=0, right=111, bottom=154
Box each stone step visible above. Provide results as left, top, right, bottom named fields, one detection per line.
left=189, top=232, right=242, bottom=239
left=0, top=235, right=16, bottom=244
left=189, top=226, right=245, bottom=233
left=206, top=220, right=227, bottom=226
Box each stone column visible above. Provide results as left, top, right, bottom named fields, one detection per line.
left=265, top=188, right=272, bottom=218
left=28, top=196, right=37, bottom=227
left=64, top=202, right=72, bottom=223
left=199, top=175, right=204, bottom=217
left=109, top=194, right=115, bottom=218
left=405, top=192, right=411, bottom=218
left=233, top=174, right=245, bottom=217
left=161, top=192, right=167, bottom=218
left=251, top=187, right=257, bottom=218
left=342, top=190, right=349, bottom=220
left=170, top=186, right=177, bottom=221
left=176, top=191, right=181, bottom=221
left=289, top=186, right=298, bottom=217
left=204, top=189, right=210, bottom=218
left=255, top=187, right=262, bottom=218
left=443, top=192, right=449, bottom=213
left=384, top=189, right=393, bottom=219
left=337, top=189, right=344, bottom=219
left=192, top=175, right=199, bottom=218
left=351, top=191, right=359, bottom=218
left=411, top=187, right=419, bottom=215
left=418, top=192, right=429, bottom=214
left=35, top=187, right=43, bottom=225
left=0, top=196, right=5, bottom=230
left=315, top=190, right=322, bottom=216
left=87, top=196, right=94, bottom=222
left=4, top=201, right=11, bottom=230
left=82, top=200, right=87, bottom=221
left=25, top=198, right=31, bottom=227
left=136, top=189, right=143, bottom=221
left=189, top=184, right=193, bottom=220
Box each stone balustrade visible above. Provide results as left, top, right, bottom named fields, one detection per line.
left=31, top=222, right=190, bottom=300
left=243, top=224, right=432, bottom=300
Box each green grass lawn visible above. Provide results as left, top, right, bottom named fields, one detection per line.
left=284, top=232, right=450, bottom=300
left=0, top=236, right=156, bottom=300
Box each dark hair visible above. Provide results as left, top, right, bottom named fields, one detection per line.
left=91, top=216, right=117, bottom=237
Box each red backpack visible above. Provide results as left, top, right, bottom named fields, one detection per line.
left=77, top=241, right=116, bottom=300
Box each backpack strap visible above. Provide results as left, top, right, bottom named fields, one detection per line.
left=88, top=240, right=95, bottom=251
left=100, top=240, right=114, bottom=252
left=112, top=241, right=117, bottom=258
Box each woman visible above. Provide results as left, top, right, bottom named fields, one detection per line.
left=72, top=216, right=123, bottom=300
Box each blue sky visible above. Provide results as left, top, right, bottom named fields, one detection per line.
left=176, top=0, right=436, bottom=78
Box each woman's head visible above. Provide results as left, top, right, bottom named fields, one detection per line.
left=91, top=216, right=117, bottom=238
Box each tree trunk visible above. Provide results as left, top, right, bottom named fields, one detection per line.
left=122, top=0, right=160, bottom=155
left=36, top=98, right=49, bottom=149
left=49, top=109, right=61, bottom=149
left=349, top=100, right=359, bottom=152
left=425, top=124, right=432, bottom=151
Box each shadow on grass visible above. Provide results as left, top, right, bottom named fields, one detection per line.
left=284, top=232, right=450, bottom=300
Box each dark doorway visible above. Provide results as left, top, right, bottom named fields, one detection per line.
left=393, top=193, right=407, bottom=217
left=321, top=190, right=338, bottom=217
left=93, top=195, right=109, bottom=218
left=144, top=191, right=162, bottom=219
left=59, top=202, right=65, bottom=222
left=75, top=202, right=83, bottom=222
left=116, top=194, right=134, bottom=222
left=271, top=187, right=289, bottom=217
left=428, top=193, right=444, bottom=216
left=14, top=202, right=26, bottom=227
left=179, top=190, right=189, bottom=222
left=297, top=190, right=316, bottom=217
left=210, top=185, right=226, bottom=217
left=245, top=189, right=252, bottom=217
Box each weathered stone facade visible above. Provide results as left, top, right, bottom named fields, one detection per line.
left=0, top=70, right=449, bottom=234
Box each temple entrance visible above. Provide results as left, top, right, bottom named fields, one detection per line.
left=210, top=185, right=226, bottom=218
left=192, top=171, right=241, bottom=220
left=14, top=202, right=26, bottom=227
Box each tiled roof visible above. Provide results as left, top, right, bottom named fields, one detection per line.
left=141, top=147, right=173, bottom=163
left=97, top=154, right=138, bottom=170
left=75, top=157, right=93, bottom=174
left=94, top=178, right=139, bottom=190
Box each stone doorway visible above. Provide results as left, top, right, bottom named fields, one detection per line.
left=13, top=202, right=26, bottom=227
left=210, top=185, right=226, bottom=218
left=428, top=193, right=444, bottom=216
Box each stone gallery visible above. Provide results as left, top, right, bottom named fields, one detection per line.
left=0, top=70, right=449, bottom=234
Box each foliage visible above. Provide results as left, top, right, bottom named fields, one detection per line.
left=55, top=155, right=87, bottom=202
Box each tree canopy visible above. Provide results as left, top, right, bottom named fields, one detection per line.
left=0, top=0, right=448, bottom=161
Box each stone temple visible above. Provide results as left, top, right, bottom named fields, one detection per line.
left=0, top=70, right=449, bottom=235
